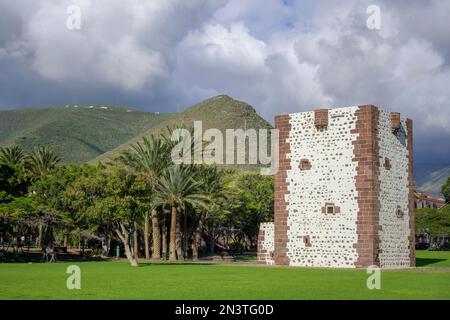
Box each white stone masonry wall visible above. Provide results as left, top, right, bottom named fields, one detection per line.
left=258, top=222, right=275, bottom=265
left=285, top=107, right=360, bottom=267
left=377, top=110, right=411, bottom=268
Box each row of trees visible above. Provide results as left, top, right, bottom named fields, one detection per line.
left=416, top=177, right=450, bottom=249
left=0, top=134, right=274, bottom=266
left=416, top=206, right=450, bottom=249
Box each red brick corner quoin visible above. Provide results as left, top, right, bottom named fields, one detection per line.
left=352, top=105, right=381, bottom=267
left=406, top=119, right=416, bottom=266
left=273, top=115, right=291, bottom=265
left=257, top=227, right=266, bottom=264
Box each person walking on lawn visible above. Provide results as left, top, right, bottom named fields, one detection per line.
left=49, top=245, right=57, bottom=263
left=41, top=245, right=49, bottom=262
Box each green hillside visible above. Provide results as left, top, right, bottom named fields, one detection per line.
left=0, top=105, right=171, bottom=163
left=93, top=95, right=274, bottom=171
left=418, top=165, right=450, bottom=198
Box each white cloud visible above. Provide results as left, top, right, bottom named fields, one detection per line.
left=213, top=0, right=295, bottom=37
left=99, top=37, right=167, bottom=91
left=1, top=0, right=449, bottom=138
left=175, top=21, right=332, bottom=118
left=13, top=0, right=225, bottom=91
left=176, top=23, right=267, bottom=82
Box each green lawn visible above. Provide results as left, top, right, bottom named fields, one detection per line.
left=0, top=250, right=449, bottom=300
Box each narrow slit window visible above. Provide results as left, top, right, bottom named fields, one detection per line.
left=396, top=206, right=404, bottom=218
left=303, top=235, right=311, bottom=247
left=384, top=157, right=391, bottom=170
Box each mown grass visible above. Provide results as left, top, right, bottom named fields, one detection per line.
left=0, top=251, right=449, bottom=300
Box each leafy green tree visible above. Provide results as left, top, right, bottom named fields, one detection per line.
left=0, top=196, right=38, bottom=219
left=67, top=166, right=147, bottom=266
left=0, top=196, right=38, bottom=245
left=155, top=165, right=206, bottom=261
left=106, top=166, right=148, bottom=266
left=442, top=177, right=450, bottom=202
left=416, top=207, right=450, bottom=248
left=31, top=164, right=98, bottom=248
left=27, top=147, right=61, bottom=180
left=200, top=196, right=237, bottom=255
left=0, top=195, right=67, bottom=251
left=65, top=169, right=107, bottom=253
left=234, top=173, right=274, bottom=248
left=0, top=164, right=28, bottom=203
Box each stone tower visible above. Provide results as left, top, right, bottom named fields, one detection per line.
left=257, top=105, right=415, bottom=268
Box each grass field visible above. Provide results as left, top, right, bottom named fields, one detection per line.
left=0, top=251, right=449, bottom=300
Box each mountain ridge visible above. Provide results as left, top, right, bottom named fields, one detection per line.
left=91, top=95, right=274, bottom=166
left=418, top=165, right=450, bottom=198
left=0, top=105, right=171, bottom=163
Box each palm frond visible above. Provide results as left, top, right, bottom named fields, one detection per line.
left=26, top=146, right=61, bottom=180
left=0, top=145, right=27, bottom=166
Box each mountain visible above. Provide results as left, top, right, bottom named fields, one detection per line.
left=92, top=95, right=274, bottom=170
left=0, top=105, right=171, bottom=163
left=417, top=165, right=450, bottom=198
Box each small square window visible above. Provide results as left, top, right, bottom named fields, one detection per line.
left=326, top=205, right=335, bottom=214
left=322, top=203, right=340, bottom=215
left=299, top=159, right=311, bottom=171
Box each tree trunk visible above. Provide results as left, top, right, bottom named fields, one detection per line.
left=63, top=234, right=68, bottom=248
left=209, top=239, right=216, bottom=255
left=115, top=223, right=138, bottom=267
left=176, top=209, right=184, bottom=260
left=101, top=236, right=111, bottom=257
left=183, top=210, right=188, bottom=259
left=36, top=224, right=43, bottom=247
left=162, top=215, right=167, bottom=260
left=205, top=233, right=216, bottom=256
left=144, top=212, right=150, bottom=260
left=133, top=221, right=139, bottom=259
left=192, top=213, right=204, bottom=261
left=151, top=208, right=161, bottom=260
left=169, top=203, right=177, bottom=261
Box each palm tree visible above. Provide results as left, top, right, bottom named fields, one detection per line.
left=154, top=165, right=207, bottom=261
left=0, top=145, right=27, bottom=166
left=118, top=136, right=170, bottom=260
left=27, top=147, right=61, bottom=180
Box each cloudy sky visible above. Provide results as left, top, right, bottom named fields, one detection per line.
left=1, top=0, right=449, bottom=180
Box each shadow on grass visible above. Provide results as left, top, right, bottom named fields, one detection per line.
left=416, top=257, right=447, bottom=267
